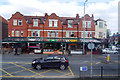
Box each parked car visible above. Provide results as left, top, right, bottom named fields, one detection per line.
left=102, top=48, right=118, bottom=54
left=32, top=55, right=69, bottom=70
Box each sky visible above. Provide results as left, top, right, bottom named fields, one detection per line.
left=0, top=0, right=119, bottom=35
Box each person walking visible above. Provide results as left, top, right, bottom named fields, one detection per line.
left=68, top=47, right=71, bottom=56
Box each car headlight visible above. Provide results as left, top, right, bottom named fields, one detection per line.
left=32, top=61, right=36, bottom=64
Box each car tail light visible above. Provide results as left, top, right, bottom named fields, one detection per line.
left=66, top=60, right=68, bottom=62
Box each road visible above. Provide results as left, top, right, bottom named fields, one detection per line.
left=0, top=53, right=119, bottom=78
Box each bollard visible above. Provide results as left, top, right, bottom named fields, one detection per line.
left=107, top=54, right=110, bottom=62
left=101, top=66, right=103, bottom=78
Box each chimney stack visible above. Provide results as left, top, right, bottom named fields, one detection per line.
left=76, top=14, right=79, bottom=20
left=45, top=13, right=48, bottom=19
left=92, top=14, right=94, bottom=20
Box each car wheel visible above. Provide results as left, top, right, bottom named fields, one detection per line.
left=60, top=64, right=66, bottom=70
left=36, top=64, right=42, bottom=70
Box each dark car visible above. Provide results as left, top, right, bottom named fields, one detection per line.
left=32, top=55, right=69, bottom=70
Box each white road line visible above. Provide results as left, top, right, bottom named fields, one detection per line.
left=96, top=62, right=101, bottom=64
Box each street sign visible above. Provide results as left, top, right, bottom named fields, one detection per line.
left=80, top=66, right=87, bottom=71
left=88, top=43, right=95, bottom=50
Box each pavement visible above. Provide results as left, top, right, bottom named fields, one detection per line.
left=0, top=53, right=119, bottom=79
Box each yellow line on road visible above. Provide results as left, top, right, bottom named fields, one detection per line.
left=11, top=63, right=44, bottom=77
left=3, top=68, right=33, bottom=76
left=54, top=69, right=67, bottom=74
left=68, top=66, right=74, bottom=77
left=32, top=69, right=52, bottom=77
left=0, top=68, right=13, bottom=77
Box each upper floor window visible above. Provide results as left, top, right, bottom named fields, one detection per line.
left=51, top=31, right=55, bottom=37
left=99, top=22, right=103, bottom=28
left=49, top=19, right=58, bottom=27
left=36, top=31, right=40, bottom=37
left=54, top=20, right=58, bottom=27
left=15, top=31, right=19, bottom=37
left=13, top=19, right=17, bottom=26
left=89, top=32, right=92, bottom=37
left=48, top=31, right=50, bottom=37
left=33, top=19, right=38, bottom=27
left=21, top=31, right=23, bottom=37
left=99, top=32, right=103, bottom=38
left=71, top=32, right=74, bottom=37
left=83, top=21, right=86, bottom=28
left=56, top=31, right=59, bottom=37
left=12, top=30, right=14, bottom=37
left=68, top=20, right=73, bottom=28
left=87, top=22, right=91, bottom=28
left=18, top=20, right=22, bottom=26
left=31, top=31, right=35, bottom=37
left=49, top=20, right=52, bottom=27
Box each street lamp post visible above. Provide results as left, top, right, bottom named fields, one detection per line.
left=83, top=0, right=88, bottom=54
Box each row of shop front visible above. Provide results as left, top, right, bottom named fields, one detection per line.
left=1, top=37, right=108, bottom=55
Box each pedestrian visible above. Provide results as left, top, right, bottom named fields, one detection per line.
left=15, top=47, right=18, bottom=55
left=68, top=47, right=71, bottom=56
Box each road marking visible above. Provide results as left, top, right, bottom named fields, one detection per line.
left=54, top=69, right=67, bottom=74
left=0, top=68, right=13, bottom=77
left=68, top=66, right=74, bottom=77
left=3, top=68, right=33, bottom=76
left=96, top=62, right=101, bottom=64
left=0, top=62, right=74, bottom=78
left=32, top=69, right=52, bottom=77
left=11, top=63, right=44, bottom=77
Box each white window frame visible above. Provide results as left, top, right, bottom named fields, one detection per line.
left=31, top=31, right=35, bottom=37
left=12, top=30, right=14, bottom=37
left=49, top=20, right=52, bottom=27
left=54, top=20, right=58, bottom=27
left=99, top=22, right=103, bottom=28
left=51, top=31, right=55, bottom=37
left=89, top=32, right=92, bottom=37
left=36, top=31, right=40, bottom=37
left=81, top=32, right=83, bottom=38
left=68, top=20, right=73, bottom=28
left=71, top=32, right=74, bottom=37
left=18, top=19, right=22, bottom=26
left=48, top=31, right=50, bottom=37
left=49, top=19, right=58, bottom=27
left=87, top=21, right=91, bottom=28
left=33, top=19, right=38, bottom=27
left=21, top=31, right=23, bottom=37
left=13, top=19, right=17, bottom=26
left=56, top=31, right=59, bottom=37
left=83, top=21, right=86, bottom=28
left=15, top=31, right=19, bottom=37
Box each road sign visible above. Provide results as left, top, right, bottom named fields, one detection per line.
left=88, top=43, right=95, bottom=50
left=80, top=66, right=87, bottom=71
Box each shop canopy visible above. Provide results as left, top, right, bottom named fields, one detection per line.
left=1, top=37, right=101, bottom=44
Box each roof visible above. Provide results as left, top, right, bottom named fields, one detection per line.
left=0, top=16, right=8, bottom=24
left=24, top=16, right=45, bottom=24
left=95, top=18, right=104, bottom=22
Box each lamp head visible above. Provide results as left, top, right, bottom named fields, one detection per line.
left=85, top=0, right=88, bottom=2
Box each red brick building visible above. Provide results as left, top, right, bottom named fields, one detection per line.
left=8, top=12, right=95, bottom=38
left=0, top=16, right=8, bottom=40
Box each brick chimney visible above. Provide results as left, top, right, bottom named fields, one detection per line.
left=92, top=14, right=94, bottom=20
left=45, top=13, right=48, bottom=19
left=76, top=14, right=79, bottom=20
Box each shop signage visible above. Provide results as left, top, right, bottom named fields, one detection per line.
left=70, top=40, right=77, bottom=42
left=49, top=39, right=57, bottom=41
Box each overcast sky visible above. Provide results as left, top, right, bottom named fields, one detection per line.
left=0, top=0, right=119, bottom=34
